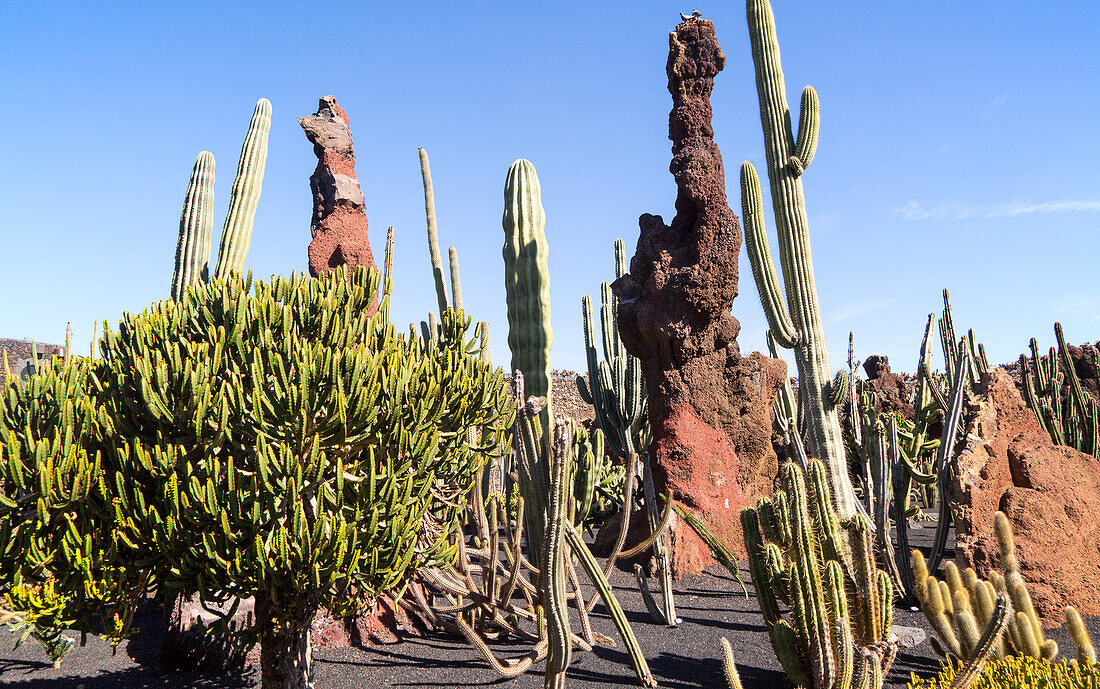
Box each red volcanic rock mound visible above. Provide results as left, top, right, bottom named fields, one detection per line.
left=949, top=368, right=1100, bottom=627
left=299, top=96, right=377, bottom=290
left=611, top=16, right=784, bottom=575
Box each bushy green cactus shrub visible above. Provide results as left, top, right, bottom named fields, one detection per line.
left=86, top=265, right=509, bottom=689
left=0, top=344, right=142, bottom=665
left=908, top=655, right=1100, bottom=689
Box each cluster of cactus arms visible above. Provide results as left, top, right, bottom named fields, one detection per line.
left=575, top=238, right=676, bottom=627
left=84, top=260, right=511, bottom=689
left=911, top=512, right=1098, bottom=688
left=1019, top=322, right=1100, bottom=458
left=842, top=290, right=988, bottom=604
left=0, top=327, right=143, bottom=665
left=741, top=0, right=858, bottom=522
left=171, top=98, right=271, bottom=301
left=733, top=459, right=899, bottom=689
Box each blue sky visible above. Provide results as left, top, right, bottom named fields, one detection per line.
left=2, top=1, right=1098, bottom=377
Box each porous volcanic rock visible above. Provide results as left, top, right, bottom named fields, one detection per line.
left=300, top=96, right=377, bottom=294
left=611, top=16, right=784, bottom=575
left=949, top=368, right=1100, bottom=628
left=862, top=354, right=915, bottom=421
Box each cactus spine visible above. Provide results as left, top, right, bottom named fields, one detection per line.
left=741, top=0, right=857, bottom=520
left=171, top=98, right=271, bottom=297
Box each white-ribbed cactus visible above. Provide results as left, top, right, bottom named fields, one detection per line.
left=740, top=0, right=857, bottom=520
left=171, top=98, right=271, bottom=299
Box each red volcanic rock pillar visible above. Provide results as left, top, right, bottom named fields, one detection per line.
left=299, top=96, right=378, bottom=307
left=612, top=16, right=785, bottom=575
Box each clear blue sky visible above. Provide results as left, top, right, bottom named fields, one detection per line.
left=2, top=2, right=1098, bottom=376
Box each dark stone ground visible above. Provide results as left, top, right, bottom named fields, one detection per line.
left=2, top=523, right=1097, bottom=688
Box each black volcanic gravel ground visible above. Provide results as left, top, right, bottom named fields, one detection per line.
left=3, top=522, right=1098, bottom=688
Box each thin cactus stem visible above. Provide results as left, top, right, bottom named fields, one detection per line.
left=418, top=147, right=449, bottom=315
left=563, top=524, right=656, bottom=688
left=927, top=340, right=970, bottom=575
left=448, top=246, right=463, bottom=313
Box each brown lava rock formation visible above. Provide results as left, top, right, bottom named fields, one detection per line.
left=612, top=16, right=784, bottom=575
left=950, top=368, right=1100, bottom=627
left=300, top=96, right=377, bottom=297
left=862, top=354, right=916, bottom=420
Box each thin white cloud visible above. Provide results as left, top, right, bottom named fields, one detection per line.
left=1052, top=292, right=1100, bottom=324
left=898, top=199, right=1100, bottom=220
left=986, top=200, right=1100, bottom=217
left=824, top=298, right=899, bottom=327
left=981, top=92, right=1009, bottom=116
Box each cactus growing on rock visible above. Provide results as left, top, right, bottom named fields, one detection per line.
left=740, top=0, right=857, bottom=520
left=171, top=98, right=271, bottom=301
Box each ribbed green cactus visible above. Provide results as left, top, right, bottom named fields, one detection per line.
left=172, top=151, right=215, bottom=301
left=171, top=98, right=271, bottom=300
left=502, top=159, right=553, bottom=428
left=212, top=98, right=271, bottom=281
left=577, top=239, right=647, bottom=461
left=1018, top=322, right=1099, bottom=458
left=576, top=238, right=676, bottom=626
left=742, top=460, right=898, bottom=689
left=501, top=160, right=654, bottom=688
left=740, top=0, right=857, bottom=521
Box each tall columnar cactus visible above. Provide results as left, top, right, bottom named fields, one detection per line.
left=171, top=98, right=271, bottom=300
left=740, top=0, right=857, bottom=520
left=212, top=98, right=271, bottom=280
left=502, top=159, right=553, bottom=429
left=739, top=460, right=899, bottom=689
left=172, top=151, right=215, bottom=301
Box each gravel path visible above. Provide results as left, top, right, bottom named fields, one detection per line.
left=2, top=524, right=1095, bottom=688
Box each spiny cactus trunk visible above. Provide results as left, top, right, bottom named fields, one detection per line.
left=742, top=0, right=857, bottom=521
left=257, top=590, right=317, bottom=689
left=172, top=151, right=215, bottom=301
left=212, top=98, right=271, bottom=281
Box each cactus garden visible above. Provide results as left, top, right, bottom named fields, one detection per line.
left=3, top=3, right=1100, bottom=688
